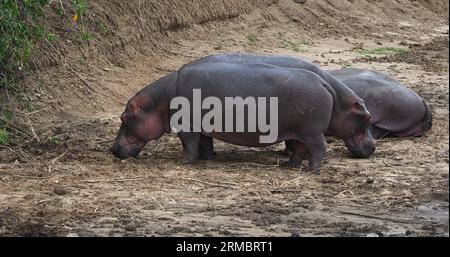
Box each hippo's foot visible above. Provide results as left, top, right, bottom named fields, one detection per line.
left=180, top=155, right=198, bottom=165
left=280, top=159, right=303, bottom=169
left=307, top=166, right=321, bottom=174
left=197, top=153, right=214, bottom=160
left=197, top=149, right=216, bottom=160
left=276, top=148, right=291, bottom=156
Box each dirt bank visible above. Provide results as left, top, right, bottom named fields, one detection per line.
left=0, top=0, right=448, bottom=236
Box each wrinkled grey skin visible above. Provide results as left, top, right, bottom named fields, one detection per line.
left=284, top=68, right=433, bottom=158
left=176, top=62, right=336, bottom=171
left=112, top=62, right=337, bottom=171
left=328, top=68, right=432, bottom=138
left=191, top=53, right=376, bottom=159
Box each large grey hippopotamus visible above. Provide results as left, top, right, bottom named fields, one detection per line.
left=112, top=62, right=367, bottom=171
left=327, top=68, right=432, bottom=138
left=191, top=53, right=376, bottom=158
left=284, top=68, right=432, bottom=161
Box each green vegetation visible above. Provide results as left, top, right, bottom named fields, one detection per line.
left=95, top=20, right=112, bottom=36
left=0, top=0, right=50, bottom=87
left=80, top=31, right=92, bottom=42
left=0, top=0, right=90, bottom=145
left=0, top=129, right=9, bottom=145
left=280, top=41, right=309, bottom=53
left=247, top=34, right=258, bottom=43
left=46, top=135, right=60, bottom=145
left=214, top=43, right=224, bottom=50
left=358, top=47, right=408, bottom=57
left=72, top=0, right=87, bottom=21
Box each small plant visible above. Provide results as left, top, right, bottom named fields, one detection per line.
left=80, top=32, right=92, bottom=42
left=46, top=32, right=58, bottom=42
left=342, top=63, right=353, bottom=68
left=358, top=47, right=408, bottom=57
left=95, top=20, right=112, bottom=36
left=214, top=43, right=224, bottom=50
left=53, top=7, right=63, bottom=16
left=0, top=129, right=9, bottom=145
left=46, top=135, right=60, bottom=145
left=280, top=41, right=308, bottom=53
left=247, top=34, right=258, bottom=44
left=72, top=0, right=87, bottom=22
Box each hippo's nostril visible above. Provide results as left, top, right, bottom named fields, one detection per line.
left=111, top=145, right=127, bottom=159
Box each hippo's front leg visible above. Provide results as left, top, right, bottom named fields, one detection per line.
left=198, top=135, right=214, bottom=160
left=178, top=132, right=200, bottom=164
left=303, top=134, right=327, bottom=172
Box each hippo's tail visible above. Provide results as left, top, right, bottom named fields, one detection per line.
left=421, top=99, right=433, bottom=134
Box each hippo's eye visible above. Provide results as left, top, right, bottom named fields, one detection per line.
left=352, top=102, right=364, bottom=111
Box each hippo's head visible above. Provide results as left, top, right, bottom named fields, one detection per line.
left=329, top=98, right=376, bottom=158
left=112, top=93, right=165, bottom=159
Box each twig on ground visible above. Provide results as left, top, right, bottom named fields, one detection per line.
left=338, top=210, right=425, bottom=224
left=270, top=189, right=303, bottom=194
left=383, top=160, right=393, bottom=167
left=278, top=176, right=302, bottom=188
left=26, top=107, right=51, bottom=116
left=58, top=0, right=67, bottom=14
left=26, top=117, right=41, bottom=143
left=180, top=177, right=238, bottom=189
left=82, top=176, right=152, bottom=183
left=51, top=150, right=68, bottom=164
left=0, top=145, right=34, bottom=170
left=0, top=116, right=33, bottom=139
left=228, top=162, right=279, bottom=168
left=70, top=69, right=96, bottom=92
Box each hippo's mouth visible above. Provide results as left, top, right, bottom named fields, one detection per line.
left=346, top=120, right=376, bottom=158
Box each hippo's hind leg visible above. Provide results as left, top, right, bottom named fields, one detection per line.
left=283, top=140, right=308, bottom=168
left=198, top=135, right=214, bottom=160
left=279, top=141, right=292, bottom=156
left=178, top=132, right=200, bottom=164
left=303, top=134, right=327, bottom=172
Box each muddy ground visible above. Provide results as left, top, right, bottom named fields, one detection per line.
left=0, top=1, right=449, bottom=236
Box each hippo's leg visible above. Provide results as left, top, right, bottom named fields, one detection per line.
left=303, top=134, right=327, bottom=172
left=178, top=132, right=200, bottom=164
left=284, top=140, right=308, bottom=168
left=280, top=140, right=308, bottom=168
left=280, top=141, right=293, bottom=156
left=198, top=135, right=214, bottom=160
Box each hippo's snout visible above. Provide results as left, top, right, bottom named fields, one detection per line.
left=348, top=139, right=376, bottom=158
left=111, top=140, right=142, bottom=159
left=111, top=143, right=128, bottom=159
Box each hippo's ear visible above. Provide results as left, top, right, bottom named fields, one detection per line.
left=351, top=102, right=370, bottom=117
left=351, top=102, right=364, bottom=111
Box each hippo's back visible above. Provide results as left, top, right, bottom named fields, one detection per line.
left=176, top=62, right=334, bottom=145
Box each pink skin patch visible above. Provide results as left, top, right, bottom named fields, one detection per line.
left=113, top=93, right=165, bottom=158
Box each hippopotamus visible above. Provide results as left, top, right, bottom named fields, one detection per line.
left=327, top=68, right=432, bottom=138
left=112, top=62, right=340, bottom=171
left=284, top=68, right=433, bottom=157
left=190, top=53, right=376, bottom=158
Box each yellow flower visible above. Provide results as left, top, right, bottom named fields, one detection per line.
left=72, top=13, right=78, bottom=22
